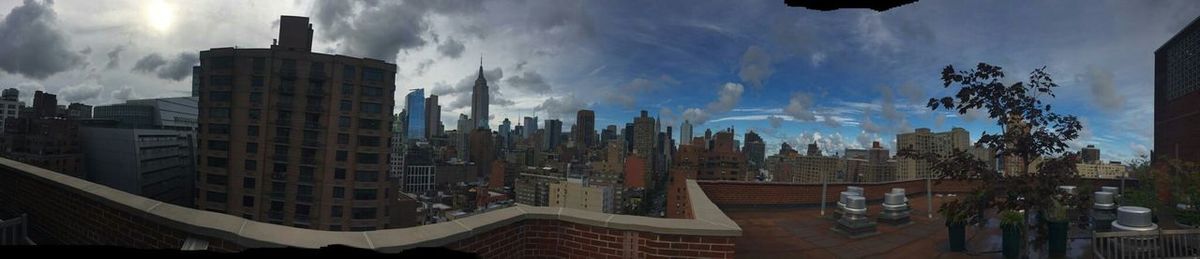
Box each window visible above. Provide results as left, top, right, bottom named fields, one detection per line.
left=246, top=143, right=258, bottom=153
left=253, top=58, right=265, bottom=72
left=208, top=140, right=229, bottom=151
left=251, top=76, right=264, bottom=87
left=243, top=177, right=256, bottom=189
left=210, top=91, right=232, bottom=102
left=338, top=134, right=349, bottom=145
left=212, top=56, right=234, bottom=69
left=360, top=102, right=382, bottom=113
left=270, top=200, right=285, bottom=211
left=356, top=153, right=378, bottom=164
left=210, top=108, right=230, bottom=118
left=354, top=189, right=377, bottom=200
left=333, top=187, right=345, bottom=200
left=249, top=109, right=261, bottom=120
left=357, top=136, right=380, bottom=147
left=362, top=68, right=384, bottom=82
left=341, top=84, right=354, bottom=95
left=206, top=191, right=227, bottom=203
left=297, top=185, right=313, bottom=202
left=362, top=87, right=383, bottom=97
left=339, top=116, right=351, bottom=128
left=208, top=124, right=230, bottom=134
left=343, top=65, right=356, bottom=81
left=334, top=168, right=346, bottom=180
left=336, top=151, right=347, bottom=162
left=311, top=62, right=325, bottom=74
left=296, top=204, right=311, bottom=216
left=244, top=160, right=257, bottom=170
left=207, top=174, right=228, bottom=185
left=207, top=157, right=228, bottom=167
left=247, top=126, right=259, bottom=137
left=209, top=75, right=233, bottom=86
left=275, top=127, right=290, bottom=138
left=243, top=196, right=254, bottom=207
left=299, top=167, right=314, bottom=183
left=355, top=171, right=378, bottom=182
left=331, top=205, right=344, bottom=218
left=340, top=100, right=352, bottom=111
left=273, top=163, right=287, bottom=173
left=250, top=92, right=262, bottom=103
left=358, top=119, right=380, bottom=130
left=352, top=207, right=377, bottom=219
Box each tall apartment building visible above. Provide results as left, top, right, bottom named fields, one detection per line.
left=632, top=111, right=657, bottom=187
left=401, top=143, right=435, bottom=195
left=514, top=166, right=565, bottom=206
left=424, top=94, right=440, bottom=139
left=744, top=131, right=766, bottom=171
left=896, top=127, right=971, bottom=180
left=194, top=16, right=397, bottom=231
left=1081, top=145, right=1101, bottom=164
left=843, top=141, right=897, bottom=182
left=1155, top=15, right=1200, bottom=163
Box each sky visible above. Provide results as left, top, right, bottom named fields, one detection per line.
left=0, top=0, right=1197, bottom=163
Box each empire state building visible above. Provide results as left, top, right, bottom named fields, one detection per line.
left=471, top=64, right=489, bottom=130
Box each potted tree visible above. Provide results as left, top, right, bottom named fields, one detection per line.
left=1046, top=200, right=1069, bottom=257
left=941, top=200, right=973, bottom=252
left=999, top=210, right=1025, bottom=259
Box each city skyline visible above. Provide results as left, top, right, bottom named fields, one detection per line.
left=0, top=0, right=1198, bottom=163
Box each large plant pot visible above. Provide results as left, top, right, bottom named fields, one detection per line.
left=948, top=223, right=966, bottom=252
left=1002, top=226, right=1022, bottom=259
left=1047, top=221, right=1069, bottom=257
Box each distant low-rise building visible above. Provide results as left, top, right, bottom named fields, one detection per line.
left=1077, top=162, right=1127, bottom=179
left=548, top=177, right=614, bottom=213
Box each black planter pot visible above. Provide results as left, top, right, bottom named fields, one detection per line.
left=948, top=223, right=966, bottom=252
left=1002, top=226, right=1022, bottom=259
left=1047, top=220, right=1069, bottom=257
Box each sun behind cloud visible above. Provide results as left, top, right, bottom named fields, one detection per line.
left=144, top=0, right=175, bottom=33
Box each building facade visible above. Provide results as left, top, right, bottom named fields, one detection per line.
left=194, top=16, right=397, bottom=231
left=897, top=127, right=971, bottom=180
left=1155, top=15, right=1200, bottom=163
left=548, top=178, right=614, bottom=213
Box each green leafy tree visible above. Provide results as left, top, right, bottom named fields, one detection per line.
left=900, top=63, right=1084, bottom=247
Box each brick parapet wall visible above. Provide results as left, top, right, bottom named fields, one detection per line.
left=0, top=157, right=739, bottom=258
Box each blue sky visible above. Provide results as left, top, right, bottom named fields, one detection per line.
left=0, top=0, right=1197, bottom=162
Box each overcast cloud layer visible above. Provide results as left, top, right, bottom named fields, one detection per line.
left=0, top=0, right=1196, bottom=163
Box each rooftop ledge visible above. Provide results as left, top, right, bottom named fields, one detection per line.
left=0, top=157, right=740, bottom=252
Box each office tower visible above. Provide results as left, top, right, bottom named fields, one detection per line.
left=1156, top=15, right=1200, bottom=163
left=405, top=89, right=425, bottom=141
left=1, top=88, right=18, bottom=101
left=744, top=131, right=765, bottom=170
left=680, top=120, right=693, bottom=146
left=0, top=91, right=82, bottom=178
left=632, top=111, right=656, bottom=186
left=499, top=118, right=512, bottom=150
left=543, top=119, right=563, bottom=151
left=425, top=95, right=440, bottom=139
left=471, top=65, right=489, bottom=130
left=600, top=125, right=617, bottom=144
left=523, top=116, right=538, bottom=139
left=623, top=123, right=634, bottom=153
left=1082, top=145, right=1101, bottom=164
left=453, top=114, right=468, bottom=160
left=401, top=143, right=435, bottom=195
left=0, top=89, right=20, bottom=130
left=195, top=16, right=397, bottom=231
left=80, top=97, right=199, bottom=207
left=896, top=127, right=972, bottom=179
left=576, top=110, right=595, bottom=148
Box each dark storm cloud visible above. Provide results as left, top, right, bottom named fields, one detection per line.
left=132, top=53, right=198, bottom=81
left=504, top=71, right=551, bottom=93
left=536, top=95, right=587, bottom=120
left=309, top=0, right=484, bottom=61
left=105, top=45, right=125, bottom=70
left=0, top=0, right=84, bottom=79
left=437, top=37, right=465, bottom=58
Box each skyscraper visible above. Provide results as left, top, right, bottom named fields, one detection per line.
left=543, top=119, right=563, bottom=151
left=1155, top=15, right=1200, bottom=163
left=576, top=110, right=595, bottom=148
left=523, top=116, right=538, bottom=139
left=471, top=65, right=490, bottom=130
left=680, top=120, right=693, bottom=146
left=632, top=111, right=656, bottom=187
left=743, top=131, right=765, bottom=170
left=405, top=89, right=425, bottom=141
left=499, top=118, right=512, bottom=150
left=425, top=94, right=440, bottom=139
left=195, top=16, right=397, bottom=231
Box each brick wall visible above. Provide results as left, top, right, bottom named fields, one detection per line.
left=448, top=220, right=735, bottom=259
left=697, top=178, right=1135, bottom=208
